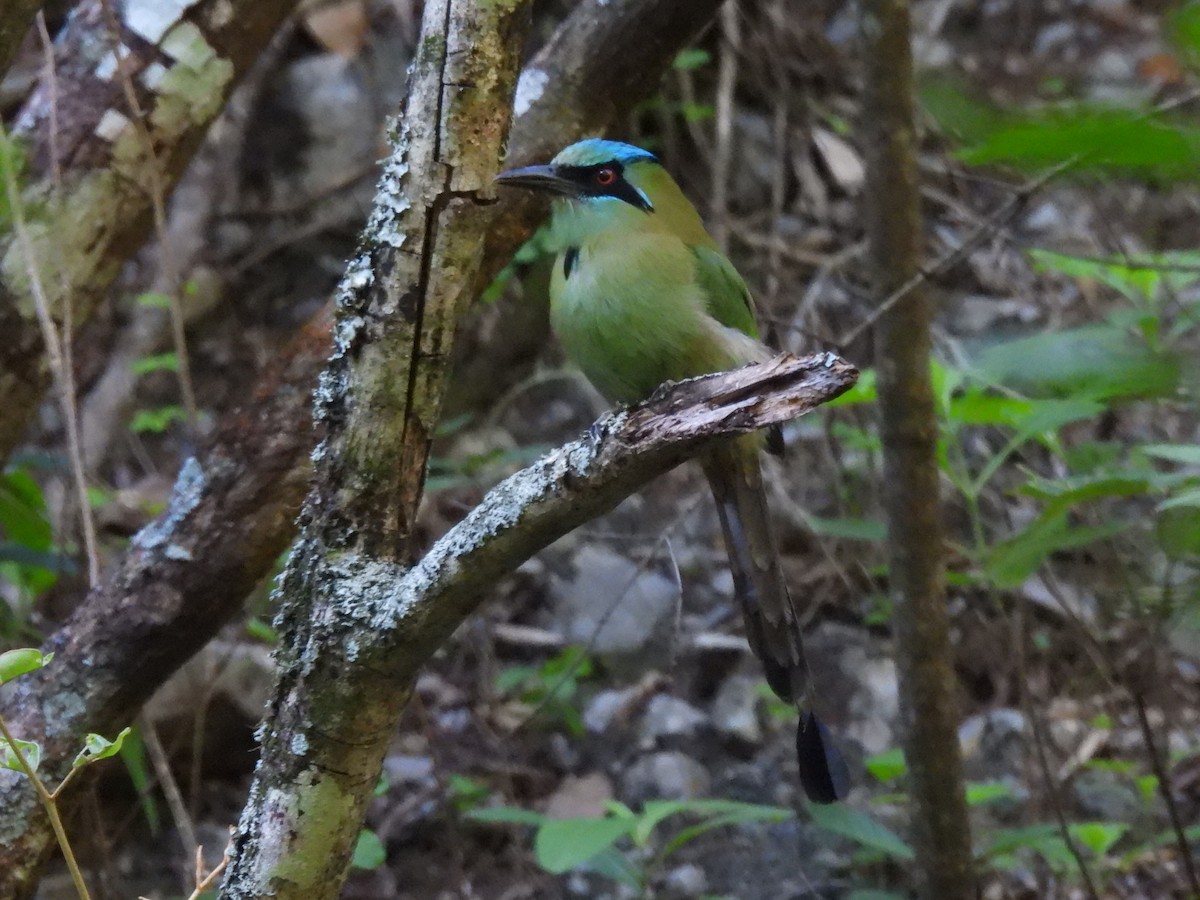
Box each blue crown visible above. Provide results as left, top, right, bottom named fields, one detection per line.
left=551, top=139, right=658, bottom=168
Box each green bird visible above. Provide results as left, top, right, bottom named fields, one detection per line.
left=496, top=139, right=848, bottom=803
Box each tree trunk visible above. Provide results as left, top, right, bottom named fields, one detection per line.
left=219, top=0, right=530, bottom=894
left=860, top=1, right=976, bottom=897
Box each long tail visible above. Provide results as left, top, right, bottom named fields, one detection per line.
left=702, top=439, right=850, bottom=804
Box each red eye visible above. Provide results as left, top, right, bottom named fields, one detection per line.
left=594, top=167, right=617, bottom=186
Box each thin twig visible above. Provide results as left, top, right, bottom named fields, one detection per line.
left=0, top=120, right=100, bottom=586
left=838, top=157, right=1078, bottom=349
left=709, top=0, right=739, bottom=249
left=139, top=716, right=201, bottom=885
left=1130, top=690, right=1200, bottom=896
left=1013, top=595, right=1101, bottom=900
left=185, top=838, right=231, bottom=899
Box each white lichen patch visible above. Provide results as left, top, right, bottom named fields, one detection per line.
left=290, top=732, right=309, bottom=756
left=140, top=61, right=168, bottom=90
left=127, top=0, right=199, bottom=46
left=159, top=20, right=216, bottom=68
left=513, top=68, right=548, bottom=118
left=132, top=457, right=207, bottom=551
left=94, top=108, right=132, bottom=142
left=94, top=48, right=122, bottom=81
left=333, top=314, right=365, bottom=358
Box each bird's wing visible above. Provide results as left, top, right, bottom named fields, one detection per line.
left=691, top=245, right=760, bottom=339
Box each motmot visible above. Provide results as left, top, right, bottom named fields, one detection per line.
left=496, top=139, right=849, bottom=804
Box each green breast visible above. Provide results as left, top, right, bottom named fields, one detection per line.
left=549, top=234, right=740, bottom=403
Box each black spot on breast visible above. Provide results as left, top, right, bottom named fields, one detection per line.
left=564, top=246, right=579, bottom=279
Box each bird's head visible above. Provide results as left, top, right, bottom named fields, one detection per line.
left=495, top=139, right=659, bottom=213
left=496, top=139, right=710, bottom=248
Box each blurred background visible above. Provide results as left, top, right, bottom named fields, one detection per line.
left=2, top=0, right=1199, bottom=897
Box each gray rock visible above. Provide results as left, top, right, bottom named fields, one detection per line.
left=661, top=863, right=708, bottom=898
left=1072, top=769, right=1143, bottom=822
left=584, top=688, right=636, bottom=734
left=382, top=754, right=434, bottom=786
left=621, top=751, right=711, bottom=804
left=551, top=546, right=677, bottom=656
left=960, top=708, right=1028, bottom=783
left=710, top=675, right=763, bottom=745
left=640, top=694, right=708, bottom=745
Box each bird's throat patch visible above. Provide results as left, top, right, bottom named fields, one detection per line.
left=563, top=246, right=580, bottom=279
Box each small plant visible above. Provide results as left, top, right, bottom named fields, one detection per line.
left=494, top=645, right=594, bottom=736
left=0, top=648, right=131, bottom=900
left=471, top=792, right=915, bottom=895
left=470, top=797, right=795, bottom=892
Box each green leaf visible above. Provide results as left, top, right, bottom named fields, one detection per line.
left=0, top=648, right=52, bottom=684
left=985, top=510, right=1126, bottom=588
left=1159, top=487, right=1200, bottom=511
left=660, top=805, right=791, bottom=858
left=0, top=736, right=41, bottom=773
left=947, top=392, right=1033, bottom=427
left=1069, top=821, right=1127, bottom=857
left=118, top=726, right=161, bottom=835
left=73, top=727, right=132, bottom=769
left=468, top=806, right=547, bottom=826
left=578, top=846, right=642, bottom=888
left=976, top=324, right=1179, bottom=401
left=965, top=781, right=1015, bottom=806
left=920, top=78, right=1014, bottom=146
left=130, top=353, right=180, bottom=376
left=130, top=405, right=187, bottom=434
left=984, top=824, right=1076, bottom=872
left=1170, top=1, right=1200, bottom=69
left=1157, top=505, right=1200, bottom=557
left=1029, top=249, right=1164, bottom=303
left=958, top=107, right=1200, bottom=181
left=0, top=470, right=52, bottom=552
left=534, top=817, right=635, bottom=874
left=681, top=103, right=714, bottom=124
left=806, top=802, right=914, bottom=861
left=1020, top=472, right=1150, bottom=512
left=1142, top=444, right=1200, bottom=466
left=136, top=292, right=174, bottom=309
left=865, top=748, right=907, bottom=783
left=672, top=48, right=711, bottom=70
left=826, top=369, right=876, bottom=406
left=351, top=829, right=386, bottom=870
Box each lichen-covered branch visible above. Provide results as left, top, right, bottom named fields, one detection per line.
left=860, top=1, right=974, bottom=896
left=336, top=353, right=858, bottom=687
left=220, top=1, right=531, bottom=895
left=0, top=0, right=298, bottom=465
